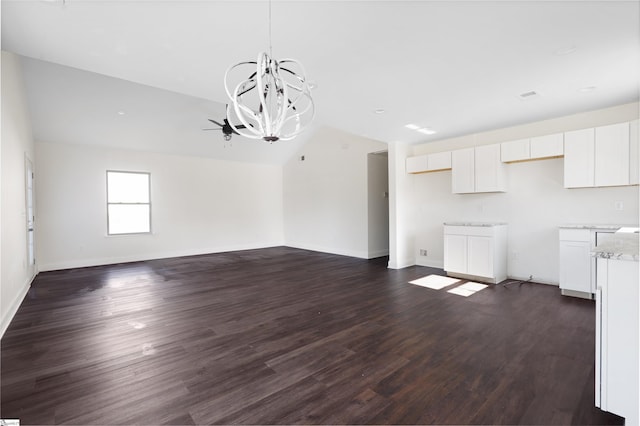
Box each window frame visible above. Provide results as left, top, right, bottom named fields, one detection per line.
left=106, top=170, right=152, bottom=236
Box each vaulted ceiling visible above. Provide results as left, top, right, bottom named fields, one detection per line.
left=2, top=1, right=639, bottom=164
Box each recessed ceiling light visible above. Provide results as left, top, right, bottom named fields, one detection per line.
left=117, top=111, right=126, bottom=115
left=405, top=124, right=420, bottom=130
left=374, top=109, right=385, bottom=114
left=554, top=45, right=577, bottom=56
left=417, top=128, right=437, bottom=135
left=578, top=86, right=597, bottom=93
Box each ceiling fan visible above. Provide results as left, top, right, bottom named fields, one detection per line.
left=203, top=114, right=247, bottom=141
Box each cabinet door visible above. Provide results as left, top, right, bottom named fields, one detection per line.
left=452, top=148, right=475, bottom=193
left=501, top=138, right=530, bottom=162
left=604, top=259, right=639, bottom=420
left=467, top=236, right=493, bottom=278
left=475, top=144, right=506, bottom=193
left=564, top=128, right=595, bottom=188
left=427, top=151, right=452, bottom=171
left=559, top=240, right=591, bottom=292
left=595, top=122, right=630, bottom=187
left=530, top=133, right=564, bottom=159
left=406, top=155, right=429, bottom=174
left=444, top=234, right=467, bottom=274
left=630, top=119, right=639, bottom=185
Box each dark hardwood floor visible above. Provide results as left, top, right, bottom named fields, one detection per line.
left=1, top=247, right=623, bottom=425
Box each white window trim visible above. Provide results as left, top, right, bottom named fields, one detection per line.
left=106, top=170, right=152, bottom=236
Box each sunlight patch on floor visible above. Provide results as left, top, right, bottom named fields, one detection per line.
left=447, top=281, right=488, bottom=297
left=409, top=275, right=460, bottom=290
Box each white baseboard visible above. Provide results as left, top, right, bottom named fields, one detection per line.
left=1, top=274, right=35, bottom=338
left=415, top=258, right=444, bottom=269
left=285, top=242, right=370, bottom=259
left=38, top=242, right=283, bottom=272
left=387, top=257, right=415, bottom=269
left=367, top=249, right=390, bottom=259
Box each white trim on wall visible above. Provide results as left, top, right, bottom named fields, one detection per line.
left=1, top=274, right=34, bottom=338
left=38, top=242, right=283, bottom=272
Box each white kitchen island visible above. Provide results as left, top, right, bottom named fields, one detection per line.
left=593, top=230, right=639, bottom=425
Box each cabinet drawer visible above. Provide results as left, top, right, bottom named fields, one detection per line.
left=559, top=228, right=590, bottom=242
left=444, top=225, right=494, bottom=237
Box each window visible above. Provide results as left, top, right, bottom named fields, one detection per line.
left=107, top=171, right=151, bottom=235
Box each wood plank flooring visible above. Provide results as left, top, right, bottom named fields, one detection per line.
left=1, top=247, right=623, bottom=425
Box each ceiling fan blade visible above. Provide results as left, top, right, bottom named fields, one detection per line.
left=208, top=119, right=225, bottom=127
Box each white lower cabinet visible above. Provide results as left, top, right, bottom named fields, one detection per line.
left=596, top=257, right=639, bottom=425
left=559, top=229, right=592, bottom=294
left=443, top=224, right=507, bottom=284
left=559, top=228, right=617, bottom=297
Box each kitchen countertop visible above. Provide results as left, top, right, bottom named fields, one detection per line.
left=444, top=222, right=507, bottom=227
left=560, top=224, right=638, bottom=230
left=592, top=229, right=639, bottom=261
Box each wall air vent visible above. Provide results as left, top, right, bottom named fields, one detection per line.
left=518, top=90, right=540, bottom=100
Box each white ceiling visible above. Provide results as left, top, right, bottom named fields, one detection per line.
left=2, top=0, right=639, bottom=164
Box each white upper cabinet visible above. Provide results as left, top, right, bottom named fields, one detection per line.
left=530, top=133, right=564, bottom=159
left=452, top=145, right=506, bottom=194
left=501, top=133, right=564, bottom=163
left=564, top=122, right=636, bottom=188
left=406, top=152, right=452, bottom=174
left=564, top=128, right=596, bottom=188
left=451, top=148, right=475, bottom=193
left=406, top=155, right=428, bottom=174
left=501, top=138, right=530, bottom=162
left=595, top=122, right=630, bottom=187
left=475, top=144, right=507, bottom=193
left=631, top=119, right=639, bottom=185
left=427, top=151, right=452, bottom=171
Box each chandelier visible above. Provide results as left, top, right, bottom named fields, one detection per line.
left=223, top=1, right=314, bottom=142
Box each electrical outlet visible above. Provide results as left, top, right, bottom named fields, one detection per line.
left=419, top=249, right=428, bottom=256
left=615, top=201, right=624, bottom=211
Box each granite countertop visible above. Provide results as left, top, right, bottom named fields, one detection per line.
left=560, top=224, right=638, bottom=230
left=444, top=222, right=507, bottom=227
left=592, top=229, right=639, bottom=261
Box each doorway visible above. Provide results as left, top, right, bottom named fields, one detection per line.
left=25, top=156, right=35, bottom=269
left=367, top=151, right=390, bottom=258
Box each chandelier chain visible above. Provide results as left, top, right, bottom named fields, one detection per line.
left=268, top=0, right=273, bottom=57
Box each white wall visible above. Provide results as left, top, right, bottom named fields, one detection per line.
left=283, top=126, right=387, bottom=258
left=1, top=51, right=37, bottom=336
left=367, top=152, right=389, bottom=258
left=388, top=141, right=415, bottom=269
left=35, top=142, right=284, bottom=271
left=407, top=102, right=640, bottom=284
